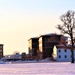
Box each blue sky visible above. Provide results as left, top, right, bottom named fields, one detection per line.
left=0, top=0, right=75, bottom=55
left=0, top=0, right=75, bottom=13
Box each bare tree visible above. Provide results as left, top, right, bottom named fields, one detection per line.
left=56, top=10, right=75, bottom=63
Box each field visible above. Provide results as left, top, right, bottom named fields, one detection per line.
left=0, top=62, right=75, bottom=75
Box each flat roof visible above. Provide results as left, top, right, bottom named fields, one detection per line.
left=38, top=33, right=62, bottom=38
left=28, top=33, right=68, bottom=40
left=0, top=44, right=4, bottom=46
left=28, top=37, right=38, bottom=41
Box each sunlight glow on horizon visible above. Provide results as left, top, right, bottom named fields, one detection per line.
left=0, top=0, right=75, bottom=55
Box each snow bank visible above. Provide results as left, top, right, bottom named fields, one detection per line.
left=0, top=62, right=74, bottom=75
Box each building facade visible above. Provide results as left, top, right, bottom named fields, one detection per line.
left=28, top=33, right=68, bottom=59
left=28, top=37, right=38, bottom=56
left=53, top=45, right=75, bottom=62
left=38, top=33, right=67, bottom=59
left=0, top=44, right=3, bottom=59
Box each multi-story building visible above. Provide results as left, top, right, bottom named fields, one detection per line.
left=28, top=37, right=38, bottom=56
left=28, top=33, right=68, bottom=59
left=53, top=45, right=75, bottom=62
left=0, top=44, right=3, bottom=59
left=38, top=33, right=67, bottom=59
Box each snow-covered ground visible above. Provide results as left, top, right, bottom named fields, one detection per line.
left=0, top=62, right=75, bottom=75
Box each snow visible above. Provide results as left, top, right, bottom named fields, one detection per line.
left=0, top=62, right=75, bottom=75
